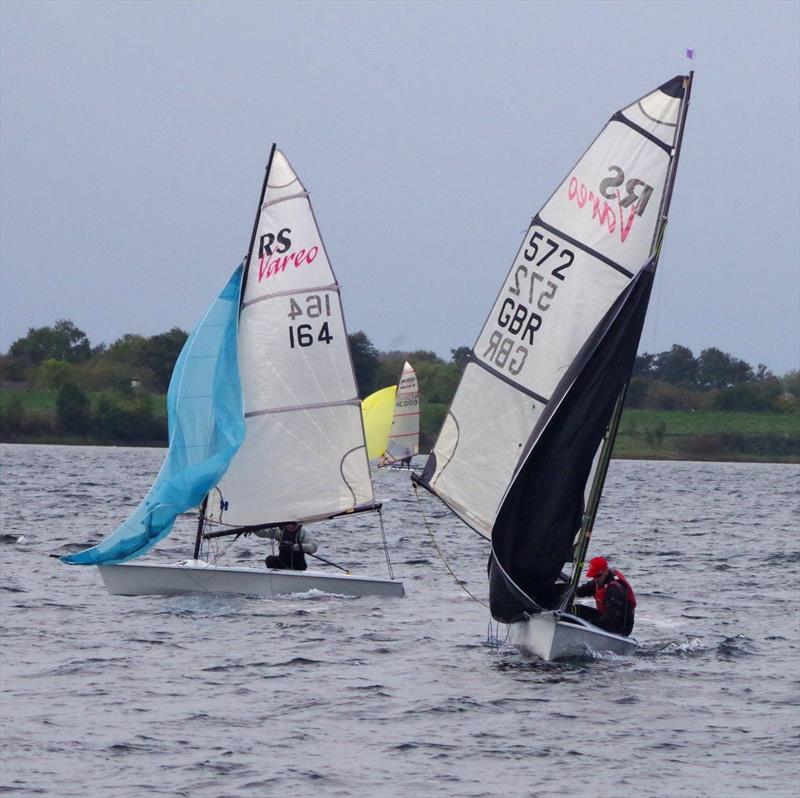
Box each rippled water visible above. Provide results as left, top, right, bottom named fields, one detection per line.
left=1, top=443, right=798, bottom=797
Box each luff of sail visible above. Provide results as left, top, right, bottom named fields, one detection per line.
left=384, top=361, right=420, bottom=462
left=62, top=265, right=246, bottom=565
left=207, top=150, right=375, bottom=527
left=416, top=76, right=689, bottom=538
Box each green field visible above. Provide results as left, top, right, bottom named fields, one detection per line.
left=2, top=389, right=799, bottom=462
left=0, top=389, right=58, bottom=417
left=0, top=389, right=166, bottom=417
left=615, top=409, right=800, bottom=462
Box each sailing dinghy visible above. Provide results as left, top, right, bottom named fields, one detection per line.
left=378, top=361, right=420, bottom=468
left=63, top=146, right=404, bottom=600
left=413, top=74, right=693, bottom=659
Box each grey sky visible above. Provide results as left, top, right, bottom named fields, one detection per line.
left=1, top=0, right=798, bottom=374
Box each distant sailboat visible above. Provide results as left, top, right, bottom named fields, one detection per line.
left=413, top=74, right=693, bottom=659
left=378, top=362, right=420, bottom=469
left=63, top=145, right=404, bottom=600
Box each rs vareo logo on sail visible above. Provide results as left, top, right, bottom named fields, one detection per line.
left=566, top=166, right=655, bottom=244
left=257, top=227, right=319, bottom=281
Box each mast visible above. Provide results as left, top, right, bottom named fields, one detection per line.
left=569, top=72, right=694, bottom=591
left=240, top=143, right=277, bottom=308
left=192, top=143, right=277, bottom=559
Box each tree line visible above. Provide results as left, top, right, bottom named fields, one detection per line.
left=0, top=320, right=797, bottom=446
left=628, top=344, right=799, bottom=414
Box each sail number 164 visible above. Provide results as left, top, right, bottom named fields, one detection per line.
left=287, top=293, right=333, bottom=349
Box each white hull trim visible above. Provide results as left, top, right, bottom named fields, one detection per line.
left=97, top=562, right=405, bottom=599
left=508, top=612, right=637, bottom=661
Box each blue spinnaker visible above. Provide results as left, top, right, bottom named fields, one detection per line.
left=62, top=264, right=246, bottom=565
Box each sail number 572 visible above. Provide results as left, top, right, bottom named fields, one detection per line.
left=482, top=234, right=574, bottom=376
left=287, top=293, right=333, bottom=348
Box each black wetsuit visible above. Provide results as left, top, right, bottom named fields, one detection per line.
left=265, top=526, right=308, bottom=571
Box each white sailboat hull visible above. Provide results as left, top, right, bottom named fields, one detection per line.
left=97, top=562, right=405, bottom=599
left=508, top=612, right=637, bottom=661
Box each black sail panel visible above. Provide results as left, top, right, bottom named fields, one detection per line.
left=489, top=260, right=656, bottom=621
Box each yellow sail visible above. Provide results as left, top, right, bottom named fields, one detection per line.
left=361, top=385, right=397, bottom=460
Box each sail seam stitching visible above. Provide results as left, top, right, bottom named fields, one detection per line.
left=262, top=190, right=308, bottom=209
left=242, top=284, right=339, bottom=307
left=635, top=101, right=678, bottom=128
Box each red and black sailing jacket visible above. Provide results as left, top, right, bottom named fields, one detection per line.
left=595, top=569, right=637, bottom=615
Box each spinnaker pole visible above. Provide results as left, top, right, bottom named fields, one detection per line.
left=568, top=73, right=694, bottom=593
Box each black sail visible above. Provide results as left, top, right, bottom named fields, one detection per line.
left=489, top=259, right=656, bottom=621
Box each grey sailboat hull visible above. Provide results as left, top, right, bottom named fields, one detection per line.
left=97, top=562, right=405, bottom=599
left=508, top=611, right=637, bottom=661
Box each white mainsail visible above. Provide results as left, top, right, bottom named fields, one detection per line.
left=384, top=361, right=420, bottom=461
left=208, top=149, right=374, bottom=526
left=423, top=77, right=687, bottom=537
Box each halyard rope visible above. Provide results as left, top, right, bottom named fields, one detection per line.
left=412, top=483, right=488, bottom=609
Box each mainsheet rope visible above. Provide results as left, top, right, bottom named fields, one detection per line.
left=412, top=483, right=488, bottom=609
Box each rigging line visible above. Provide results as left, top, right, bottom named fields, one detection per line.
left=486, top=619, right=511, bottom=653
left=647, top=224, right=667, bottom=355
left=207, top=532, right=242, bottom=566
left=377, top=506, right=395, bottom=581
left=412, top=483, right=488, bottom=609
left=307, top=551, right=352, bottom=574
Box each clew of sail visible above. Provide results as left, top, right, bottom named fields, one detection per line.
left=488, top=258, right=656, bottom=619
left=362, top=385, right=397, bottom=460
left=384, top=361, right=420, bottom=462
left=207, top=150, right=374, bottom=527
left=415, top=76, right=689, bottom=538
left=62, top=265, right=246, bottom=565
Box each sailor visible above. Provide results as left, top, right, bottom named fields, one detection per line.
left=573, top=556, right=636, bottom=636
left=256, top=522, right=318, bottom=571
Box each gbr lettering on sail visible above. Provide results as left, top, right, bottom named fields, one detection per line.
left=477, top=162, right=656, bottom=393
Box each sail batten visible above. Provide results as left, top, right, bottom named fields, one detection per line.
left=245, top=397, right=361, bottom=417
left=532, top=215, right=635, bottom=278
left=468, top=356, right=551, bottom=403
left=611, top=112, right=675, bottom=153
